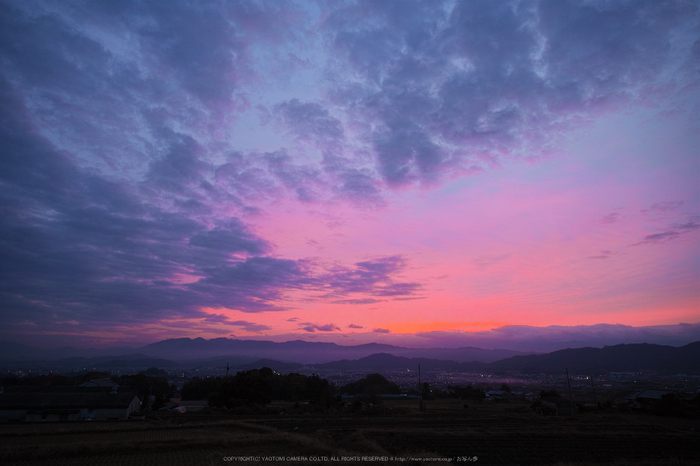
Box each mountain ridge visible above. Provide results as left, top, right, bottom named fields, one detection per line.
left=1, top=340, right=697, bottom=373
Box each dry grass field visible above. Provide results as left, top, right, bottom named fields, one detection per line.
left=1, top=399, right=698, bottom=465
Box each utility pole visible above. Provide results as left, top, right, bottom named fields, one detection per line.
left=591, top=375, right=596, bottom=404
left=226, top=362, right=230, bottom=378
left=566, top=367, right=574, bottom=416
left=418, top=364, right=421, bottom=399
left=418, top=364, right=425, bottom=412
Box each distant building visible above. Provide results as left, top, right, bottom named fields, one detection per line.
left=485, top=390, right=511, bottom=401
left=0, top=386, right=141, bottom=422
left=624, top=389, right=672, bottom=403
left=624, top=389, right=674, bottom=409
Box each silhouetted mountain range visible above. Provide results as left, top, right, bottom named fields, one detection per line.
left=313, top=353, right=471, bottom=371
left=310, top=343, right=700, bottom=374
left=137, top=338, right=527, bottom=363
left=483, top=341, right=700, bottom=373
left=1, top=340, right=697, bottom=374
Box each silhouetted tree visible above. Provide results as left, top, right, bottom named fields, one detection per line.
left=422, top=382, right=432, bottom=400
left=187, top=370, right=335, bottom=407
left=151, top=394, right=167, bottom=411
left=540, top=389, right=560, bottom=399
left=209, top=369, right=272, bottom=407
left=113, top=373, right=172, bottom=398
left=2, top=374, right=73, bottom=386
left=448, top=385, right=486, bottom=401
left=342, top=373, right=400, bottom=396
left=181, top=376, right=222, bottom=400
left=140, top=367, right=168, bottom=377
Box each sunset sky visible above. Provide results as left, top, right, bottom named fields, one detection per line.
left=1, top=0, right=698, bottom=350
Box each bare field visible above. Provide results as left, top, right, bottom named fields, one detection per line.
left=1, top=400, right=698, bottom=465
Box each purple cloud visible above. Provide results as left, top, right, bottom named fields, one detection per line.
left=321, top=0, right=698, bottom=186
left=300, top=323, right=341, bottom=333
left=414, top=323, right=700, bottom=353
left=331, top=299, right=385, bottom=305
left=275, top=99, right=344, bottom=147
left=588, top=250, right=616, bottom=260
left=322, top=256, right=422, bottom=298
left=601, top=212, right=622, bottom=224
left=637, top=231, right=681, bottom=244
left=673, top=220, right=700, bottom=232
left=641, top=201, right=685, bottom=216
left=632, top=220, right=699, bottom=246
left=0, top=0, right=696, bottom=347
left=0, top=79, right=421, bottom=333
left=200, top=315, right=271, bottom=333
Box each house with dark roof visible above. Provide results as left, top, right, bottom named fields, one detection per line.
left=623, top=389, right=674, bottom=410
left=625, top=389, right=672, bottom=402
left=0, top=386, right=141, bottom=422
left=80, top=378, right=119, bottom=388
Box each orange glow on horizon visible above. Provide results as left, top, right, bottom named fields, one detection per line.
left=384, top=321, right=511, bottom=334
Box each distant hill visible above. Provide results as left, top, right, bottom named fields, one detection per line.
left=481, top=341, right=700, bottom=374
left=0, top=341, right=47, bottom=361
left=232, top=359, right=304, bottom=372
left=314, top=353, right=467, bottom=371
left=0, top=342, right=138, bottom=362
left=3, top=339, right=695, bottom=374
left=137, top=337, right=527, bottom=364
left=311, top=342, right=700, bottom=374
left=49, top=354, right=179, bottom=369
left=139, top=338, right=344, bottom=363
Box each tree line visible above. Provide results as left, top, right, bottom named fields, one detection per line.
left=0, top=368, right=174, bottom=400
left=182, top=368, right=335, bottom=407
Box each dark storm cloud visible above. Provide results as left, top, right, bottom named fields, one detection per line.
left=322, top=0, right=698, bottom=185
